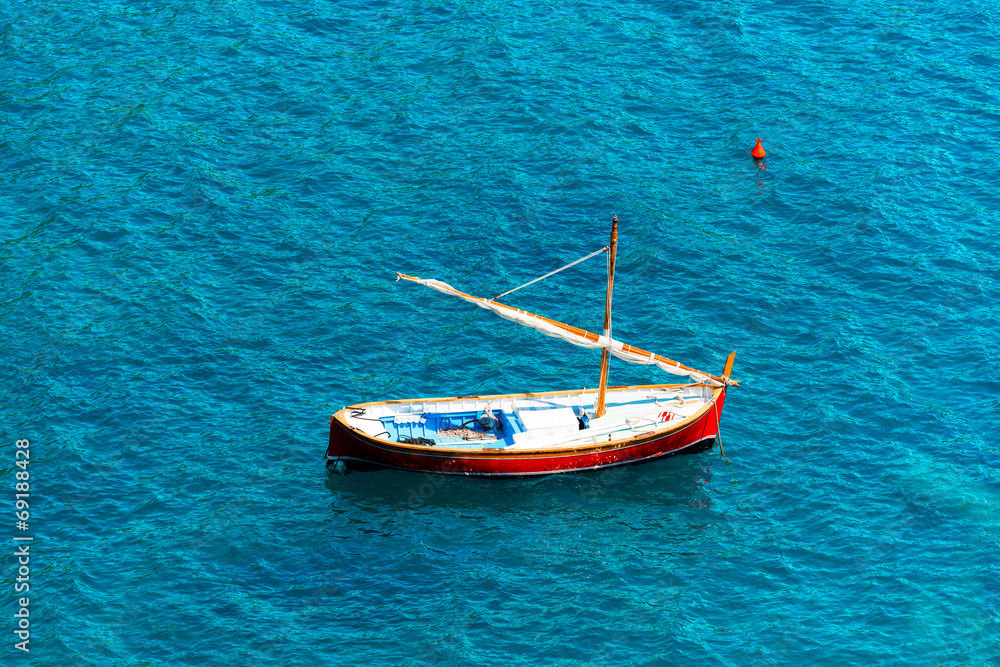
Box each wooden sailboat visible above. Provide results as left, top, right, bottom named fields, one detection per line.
left=327, top=217, right=738, bottom=476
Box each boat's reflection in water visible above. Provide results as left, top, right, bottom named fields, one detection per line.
left=324, top=448, right=719, bottom=518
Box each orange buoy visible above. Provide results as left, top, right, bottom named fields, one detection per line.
left=751, top=138, right=766, bottom=159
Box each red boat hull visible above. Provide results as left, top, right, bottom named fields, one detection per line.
left=326, top=386, right=730, bottom=476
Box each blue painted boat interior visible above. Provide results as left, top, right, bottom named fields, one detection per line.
left=382, top=407, right=581, bottom=447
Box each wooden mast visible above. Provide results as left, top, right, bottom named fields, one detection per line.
left=594, top=216, right=618, bottom=418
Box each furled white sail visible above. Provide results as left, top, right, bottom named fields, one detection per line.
left=397, top=273, right=732, bottom=386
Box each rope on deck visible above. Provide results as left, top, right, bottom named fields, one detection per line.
left=437, top=427, right=498, bottom=441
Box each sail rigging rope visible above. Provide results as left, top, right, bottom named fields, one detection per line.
left=493, top=245, right=609, bottom=301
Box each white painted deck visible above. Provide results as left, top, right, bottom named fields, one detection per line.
left=344, top=385, right=713, bottom=451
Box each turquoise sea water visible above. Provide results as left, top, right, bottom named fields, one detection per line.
left=2, top=0, right=999, bottom=664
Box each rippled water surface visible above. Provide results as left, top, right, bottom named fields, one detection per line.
left=2, top=0, right=999, bottom=664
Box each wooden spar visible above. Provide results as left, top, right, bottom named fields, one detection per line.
left=594, top=216, right=618, bottom=418
left=394, top=273, right=738, bottom=387
left=723, top=351, right=737, bottom=379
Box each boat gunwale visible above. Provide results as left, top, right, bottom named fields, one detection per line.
left=331, top=382, right=725, bottom=459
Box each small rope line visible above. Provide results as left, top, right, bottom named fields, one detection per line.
left=493, top=245, right=609, bottom=300
left=710, top=397, right=731, bottom=464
